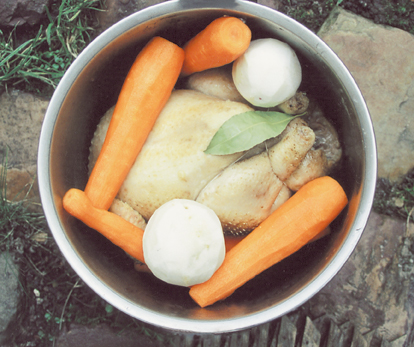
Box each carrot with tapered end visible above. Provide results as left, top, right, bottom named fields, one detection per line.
left=189, top=176, right=348, bottom=307
left=85, top=36, right=185, bottom=210
left=181, top=16, right=251, bottom=76
left=63, top=188, right=145, bottom=263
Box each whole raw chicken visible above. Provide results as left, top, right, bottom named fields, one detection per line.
left=89, top=69, right=342, bottom=236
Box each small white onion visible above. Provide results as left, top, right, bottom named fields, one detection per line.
left=232, top=38, right=302, bottom=107
left=143, top=199, right=225, bottom=287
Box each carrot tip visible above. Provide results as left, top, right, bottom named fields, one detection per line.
left=181, top=16, right=252, bottom=76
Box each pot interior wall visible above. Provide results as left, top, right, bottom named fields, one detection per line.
left=49, top=8, right=365, bottom=320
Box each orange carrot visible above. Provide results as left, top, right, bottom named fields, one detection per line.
left=84, top=36, right=185, bottom=210
left=181, top=16, right=251, bottom=76
left=189, top=176, right=348, bottom=307
left=63, top=188, right=145, bottom=263
left=224, top=236, right=245, bottom=253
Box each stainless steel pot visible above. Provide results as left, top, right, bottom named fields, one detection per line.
left=38, top=0, right=377, bottom=333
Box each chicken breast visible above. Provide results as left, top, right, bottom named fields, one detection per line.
left=196, top=151, right=283, bottom=235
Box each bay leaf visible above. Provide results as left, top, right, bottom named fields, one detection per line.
left=204, top=111, right=298, bottom=155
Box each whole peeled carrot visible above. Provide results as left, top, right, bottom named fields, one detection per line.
left=63, top=188, right=145, bottom=263
left=181, top=16, right=251, bottom=76
left=85, top=36, right=185, bottom=210
left=189, top=176, right=348, bottom=307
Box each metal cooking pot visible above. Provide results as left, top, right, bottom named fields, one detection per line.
left=38, top=0, right=377, bottom=333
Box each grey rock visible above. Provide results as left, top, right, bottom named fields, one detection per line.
left=389, top=334, right=406, bottom=347
left=0, top=252, right=20, bottom=344
left=326, top=322, right=346, bottom=347
left=305, top=211, right=414, bottom=343
left=0, top=89, right=48, bottom=207
left=95, top=0, right=166, bottom=34
left=318, top=7, right=414, bottom=182
left=0, top=0, right=50, bottom=27
left=249, top=323, right=274, bottom=347
left=0, top=89, right=48, bottom=168
left=351, top=329, right=370, bottom=347
left=277, top=315, right=297, bottom=347
left=301, top=317, right=321, bottom=347
left=226, top=329, right=250, bottom=347
left=3, top=166, right=38, bottom=203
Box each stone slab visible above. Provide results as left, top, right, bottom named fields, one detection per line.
left=318, top=7, right=414, bottom=182
left=0, top=252, right=20, bottom=344
left=0, top=89, right=48, bottom=169
left=0, top=0, right=50, bottom=27
left=4, top=165, right=38, bottom=203
left=0, top=89, right=48, bottom=206
left=305, top=211, right=414, bottom=343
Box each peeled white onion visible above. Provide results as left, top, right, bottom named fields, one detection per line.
left=232, top=38, right=302, bottom=108
left=142, top=199, right=225, bottom=287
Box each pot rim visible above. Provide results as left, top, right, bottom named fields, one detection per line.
left=38, top=0, right=377, bottom=333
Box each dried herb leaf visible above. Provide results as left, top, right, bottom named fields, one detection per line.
left=205, top=111, right=297, bottom=155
